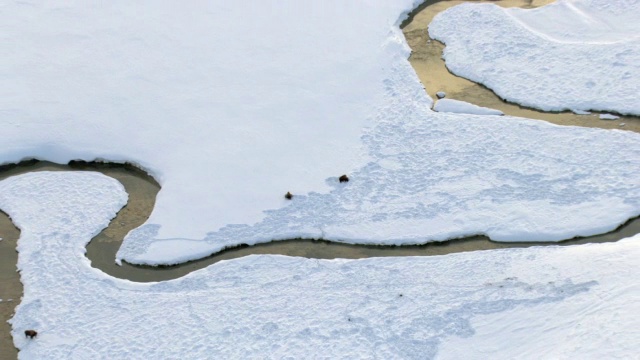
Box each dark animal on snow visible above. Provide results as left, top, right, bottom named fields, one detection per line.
left=24, top=330, right=37, bottom=339
left=339, top=175, right=349, bottom=183
left=285, top=191, right=293, bottom=200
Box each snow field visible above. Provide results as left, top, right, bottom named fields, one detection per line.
left=0, top=0, right=424, bottom=241
left=1, top=1, right=640, bottom=358
left=119, top=75, right=640, bottom=265
left=429, top=0, right=640, bottom=115
left=1, top=171, right=638, bottom=359
left=1, top=1, right=639, bottom=266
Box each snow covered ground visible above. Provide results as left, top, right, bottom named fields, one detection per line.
left=117, top=107, right=640, bottom=265
left=0, top=0, right=426, bottom=241
left=1, top=171, right=638, bottom=359
left=429, top=0, right=640, bottom=115
left=433, top=99, right=504, bottom=116
left=1, top=1, right=639, bottom=266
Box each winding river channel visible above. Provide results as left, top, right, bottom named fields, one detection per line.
left=1, top=0, right=639, bottom=357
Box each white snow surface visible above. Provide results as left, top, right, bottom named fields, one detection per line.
left=0, top=0, right=425, bottom=240
left=1, top=171, right=639, bottom=359
left=120, top=109, right=640, bottom=265
left=433, top=99, right=504, bottom=116
left=573, top=110, right=592, bottom=115
left=0, top=1, right=639, bottom=266
left=600, top=113, right=620, bottom=120
left=429, top=0, right=640, bottom=115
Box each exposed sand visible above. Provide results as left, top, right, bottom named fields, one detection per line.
left=0, top=210, right=20, bottom=360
